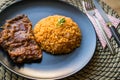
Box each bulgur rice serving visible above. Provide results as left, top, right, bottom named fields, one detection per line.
left=33, top=15, right=82, bottom=54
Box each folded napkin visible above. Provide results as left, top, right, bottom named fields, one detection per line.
left=86, top=9, right=120, bottom=48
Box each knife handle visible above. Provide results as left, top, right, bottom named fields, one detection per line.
left=109, top=25, right=120, bottom=47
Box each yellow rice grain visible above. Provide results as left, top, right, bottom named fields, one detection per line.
left=33, top=15, right=82, bottom=54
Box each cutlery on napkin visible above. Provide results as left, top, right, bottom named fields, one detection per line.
left=86, top=9, right=120, bottom=48
left=93, top=0, right=120, bottom=47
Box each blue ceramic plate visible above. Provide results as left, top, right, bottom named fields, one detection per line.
left=0, top=0, right=96, bottom=79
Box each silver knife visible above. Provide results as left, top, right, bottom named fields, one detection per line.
left=93, top=0, right=120, bottom=47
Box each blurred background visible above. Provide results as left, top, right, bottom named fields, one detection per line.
left=101, top=0, right=120, bottom=15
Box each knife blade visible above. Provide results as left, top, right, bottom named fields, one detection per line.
left=93, top=0, right=120, bottom=47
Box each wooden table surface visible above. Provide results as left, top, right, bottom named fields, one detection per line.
left=101, top=0, right=120, bottom=16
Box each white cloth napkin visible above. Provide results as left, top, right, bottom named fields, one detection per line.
left=86, top=9, right=120, bottom=48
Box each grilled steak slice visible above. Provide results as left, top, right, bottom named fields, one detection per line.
left=0, top=15, right=42, bottom=63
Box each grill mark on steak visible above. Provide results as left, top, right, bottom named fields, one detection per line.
left=0, top=14, right=42, bottom=63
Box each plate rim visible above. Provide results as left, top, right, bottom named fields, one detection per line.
left=0, top=0, right=97, bottom=79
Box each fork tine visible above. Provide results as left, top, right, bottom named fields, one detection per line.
left=84, top=0, right=94, bottom=10
left=84, top=0, right=90, bottom=10
left=88, top=0, right=92, bottom=9
left=84, top=0, right=89, bottom=10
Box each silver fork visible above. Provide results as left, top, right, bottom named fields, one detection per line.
left=82, top=0, right=114, bottom=54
